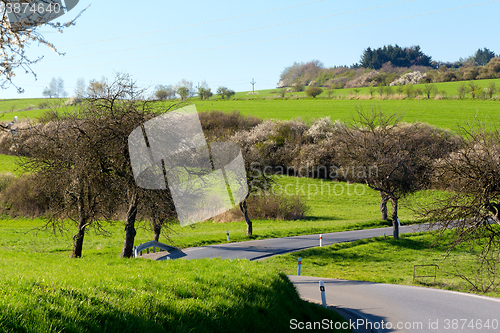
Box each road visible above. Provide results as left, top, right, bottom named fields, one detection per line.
left=290, top=275, right=500, bottom=333
left=142, top=224, right=500, bottom=333
left=143, top=224, right=428, bottom=261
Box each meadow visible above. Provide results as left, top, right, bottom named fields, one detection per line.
left=195, top=99, right=500, bottom=132
left=2, top=88, right=500, bottom=330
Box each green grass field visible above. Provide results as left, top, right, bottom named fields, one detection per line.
left=0, top=251, right=348, bottom=332
left=195, top=98, right=500, bottom=132
left=0, top=98, right=65, bottom=113
left=217, top=78, right=500, bottom=100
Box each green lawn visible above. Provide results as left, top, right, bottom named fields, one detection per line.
left=264, top=231, right=500, bottom=297
left=0, top=155, right=24, bottom=175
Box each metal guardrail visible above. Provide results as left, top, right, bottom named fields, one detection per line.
left=133, top=240, right=180, bottom=258
left=413, top=264, right=439, bottom=283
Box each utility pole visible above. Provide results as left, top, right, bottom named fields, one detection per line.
left=250, top=78, right=256, bottom=94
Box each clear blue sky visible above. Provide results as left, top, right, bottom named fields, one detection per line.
left=3, top=0, right=500, bottom=99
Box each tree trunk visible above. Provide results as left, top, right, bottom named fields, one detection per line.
left=120, top=189, right=138, bottom=258
left=239, top=199, right=252, bottom=236
left=72, top=193, right=88, bottom=258
left=153, top=217, right=162, bottom=242
left=390, top=197, right=399, bottom=240
left=379, top=191, right=388, bottom=221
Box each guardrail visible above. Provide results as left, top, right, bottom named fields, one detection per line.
left=133, top=240, right=180, bottom=258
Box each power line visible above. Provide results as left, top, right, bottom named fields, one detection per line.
left=28, top=0, right=326, bottom=53
left=39, top=0, right=500, bottom=72
left=40, top=0, right=415, bottom=63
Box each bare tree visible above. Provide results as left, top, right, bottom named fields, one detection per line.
left=337, top=109, right=460, bottom=239
left=417, top=125, right=500, bottom=292
left=19, top=73, right=178, bottom=258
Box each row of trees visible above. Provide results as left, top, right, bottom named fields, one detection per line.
left=360, top=45, right=433, bottom=69
left=154, top=81, right=235, bottom=101
left=230, top=112, right=500, bottom=290
left=12, top=74, right=178, bottom=258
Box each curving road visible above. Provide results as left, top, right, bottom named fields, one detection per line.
left=142, top=224, right=500, bottom=333
left=144, top=224, right=428, bottom=261
left=290, top=275, right=500, bottom=333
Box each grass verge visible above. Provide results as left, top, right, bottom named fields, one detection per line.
left=263, top=231, right=500, bottom=298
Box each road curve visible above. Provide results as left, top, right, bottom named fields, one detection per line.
left=290, top=275, right=500, bottom=333
left=142, top=224, right=500, bottom=333
left=143, top=224, right=428, bottom=261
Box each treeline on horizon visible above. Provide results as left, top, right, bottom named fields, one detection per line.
left=279, top=45, right=499, bottom=89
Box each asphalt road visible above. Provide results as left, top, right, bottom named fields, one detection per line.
left=290, top=275, right=500, bottom=333
left=142, top=224, right=500, bottom=333
left=143, top=224, right=428, bottom=261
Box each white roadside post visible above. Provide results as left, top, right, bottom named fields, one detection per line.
left=319, top=281, right=327, bottom=308
left=320, top=234, right=323, bottom=247
left=226, top=230, right=230, bottom=242
left=297, top=257, right=302, bottom=276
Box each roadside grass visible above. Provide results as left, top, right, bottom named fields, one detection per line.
left=0, top=252, right=349, bottom=333
left=263, top=231, right=500, bottom=298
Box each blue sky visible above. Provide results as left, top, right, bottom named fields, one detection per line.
left=4, top=0, right=500, bottom=99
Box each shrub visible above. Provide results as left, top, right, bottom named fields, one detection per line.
left=198, top=110, right=261, bottom=140
left=64, top=96, right=82, bottom=106
left=37, top=101, right=50, bottom=109
left=0, top=173, right=15, bottom=193
left=212, top=193, right=309, bottom=222
left=305, top=86, right=323, bottom=98
left=0, top=174, right=55, bottom=217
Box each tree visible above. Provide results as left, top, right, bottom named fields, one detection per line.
left=217, top=86, right=235, bottom=99
left=20, top=73, right=176, bottom=258
left=360, top=44, right=432, bottom=69
left=42, top=87, right=54, bottom=98
left=473, top=48, right=497, bottom=66
left=0, top=1, right=86, bottom=93
left=337, top=110, right=459, bottom=239
left=305, top=86, right=323, bottom=98
left=457, top=82, right=467, bottom=99
left=177, top=86, right=189, bottom=101
left=417, top=126, right=500, bottom=292
left=404, top=84, right=414, bottom=98
left=423, top=83, right=437, bottom=99
left=468, top=81, right=481, bottom=99
left=486, top=82, right=497, bottom=99
left=176, top=79, right=194, bottom=97
left=56, top=77, right=67, bottom=98
left=155, top=84, right=175, bottom=100
left=74, top=77, right=86, bottom=98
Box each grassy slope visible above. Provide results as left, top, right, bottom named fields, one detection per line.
left=264, top=231, right=500, bottom=297
left=0, top=252, right=348, bottom=333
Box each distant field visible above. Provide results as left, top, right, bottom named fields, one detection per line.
left=0, top=98, right=66, bottom=113
left=195, top=99, right=500, bottom=132
left=230, top=78, right=500, bottom=100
